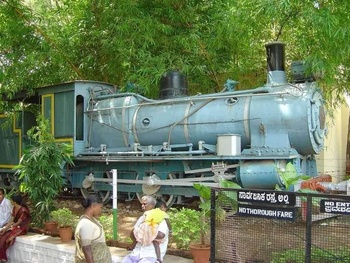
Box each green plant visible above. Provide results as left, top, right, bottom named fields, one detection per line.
left=123, top=237, right=133, bottom=243
left=275, top=162, right=311, bottom=191
left=271, top=247, right=350, bottom=263
left=275, top=162, right=320, bottom=198
left=298, top=188, right=321, bottom=206
left=193, top=184, right=221, bottom=245
left=51, top=207, right=77, bottom=228
left=168, top=180, right=241, bottom=249
left=99, top=214, right=114, bottom=240
left=192, top=180, right=241, bottom=245
left=4, top=188, right=16, bottom=200
left=275, top=163, right=322, bottom=218
left=168, top=207, right=201, bottom=250
left=14, top=115, right=74, bottom=227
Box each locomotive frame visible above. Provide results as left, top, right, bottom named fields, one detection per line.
left=0, top=42, right=326, bottom=205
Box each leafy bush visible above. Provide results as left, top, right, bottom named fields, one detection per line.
left=51, top=207, right=77, bottom=228
left=15, top=115, right=74, bottom=227
left=99, top=214, right=114, bottom=240
left=193, top=182, right=237, bottom=244
left=168, top=207, right=201, bottom=250
left=275, top=162, right=311, bottom=191
left=99, top=214, right=127, bottom=242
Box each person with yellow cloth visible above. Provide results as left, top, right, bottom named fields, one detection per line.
left=122, top=196, right=169, bottom=263
left=133, top=199, right=172, bottom=263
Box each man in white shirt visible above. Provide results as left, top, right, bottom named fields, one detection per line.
left=122, top=195, right=169, bottom=263
left=0, top=188, right=12, bottom=229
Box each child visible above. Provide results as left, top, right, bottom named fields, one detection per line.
left=155, top=200, right=172, bottom=234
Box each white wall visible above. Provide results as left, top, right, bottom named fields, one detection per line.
left=316, top=103, right=349, bottom=183
left=7, top=233, right=193, bottom=263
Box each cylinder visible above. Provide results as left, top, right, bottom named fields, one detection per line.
left=265, top=42, right=285, bottom=72
left=159, top=70, right=188, bottom=99
left=238, top=160, right=284, bottom=189
left=217, top=134, right=241, bottom=156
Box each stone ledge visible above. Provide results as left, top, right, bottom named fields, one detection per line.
left=6, top=233, right=194, bottom=263
left=7, top=233, right=128, bottom=263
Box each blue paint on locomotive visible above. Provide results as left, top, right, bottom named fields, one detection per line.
left=0, top=42, right=326, bottom=205
left=78, top=79, right=324, bottom=192
left=88, top=82, right=324, bottom=155
left=70, top=43, right=326, bottom=203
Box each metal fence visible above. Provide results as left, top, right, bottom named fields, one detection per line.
left=210, top=188, right=350, bottom=263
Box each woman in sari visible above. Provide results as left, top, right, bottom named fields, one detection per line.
left=0, top=195, right=31, bottom=262
left=75, top=195, right=111, bottom=263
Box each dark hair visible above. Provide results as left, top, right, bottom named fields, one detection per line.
left=11, top=195, right=23, bottom=205
left=81, top=195, right=102, bottom=209
left=0, top=188, right=5, bottom=195
left=156, top=199, right=167, bottom=209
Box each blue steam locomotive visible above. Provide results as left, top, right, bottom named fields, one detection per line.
left=0, top=42, right=325, bottom=205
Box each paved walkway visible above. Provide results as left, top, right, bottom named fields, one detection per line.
left=163, top=254, right=194, bottom=263
left=110, top=246, right=194, bottom=263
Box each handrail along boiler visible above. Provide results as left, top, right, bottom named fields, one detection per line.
left=0, top=42, right=326, bottom=205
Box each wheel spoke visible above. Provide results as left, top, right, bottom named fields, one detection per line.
left=80, top=171, right=111, bottom=204
left=136, top=172, right=178, bottom=208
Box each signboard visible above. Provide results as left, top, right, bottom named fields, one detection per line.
left=320, top=200, right=350, bottom=215
left=238, top=204, right=296, bottom=221
left=237, top=190, right=296, bottom=206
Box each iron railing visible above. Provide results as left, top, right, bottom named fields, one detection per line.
left=210, top=188, right=350, bottom=263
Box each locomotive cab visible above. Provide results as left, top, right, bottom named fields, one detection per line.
left=0, top=111, right=36, bottom=188
left=35, top=81, right=116, bottom=156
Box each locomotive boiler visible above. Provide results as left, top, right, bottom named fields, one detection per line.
left=0, top=42, right=326, bottom=205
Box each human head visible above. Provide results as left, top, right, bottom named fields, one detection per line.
left=11, top=195, right=23, bottom=206
left=0, top=188, right=5, bottom=203
left=140, top=195, right=156, bottom=211
left=156, top=199, right=167, bottom=211
left=82, top=195, right=103, bottom=217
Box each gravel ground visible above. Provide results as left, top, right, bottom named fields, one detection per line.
left=57, top=197, right=144, bottom=241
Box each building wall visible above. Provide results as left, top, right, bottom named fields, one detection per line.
left=316, top=103, right=349, bottom=183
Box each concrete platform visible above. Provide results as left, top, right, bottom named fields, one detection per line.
left=7, top=233, right=194, bottom=263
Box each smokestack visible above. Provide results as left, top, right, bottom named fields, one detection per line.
left=159, top=70, right=188, bottom=99
left=265, top=42, right=287, bottom=85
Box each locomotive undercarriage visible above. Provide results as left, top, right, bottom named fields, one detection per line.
left=65, top=143, right=316, bottom=206
left=67, top=155, right=238, bottom=206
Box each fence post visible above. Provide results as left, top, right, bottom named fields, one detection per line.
left=210, top=188, right=216, bottom=263
left=305, top=194, right=312, bottom=263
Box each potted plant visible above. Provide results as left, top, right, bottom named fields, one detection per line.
left=51, top=207, right=77, bottom=242
left=14, top=115, right=74, bottom=228
left=188, top=204, right=212, bottom=263
left=168, top=207, right=202, bottom=251
left=189, top=183, right=230, bottom=263
left=37, top=199, right=59, bottom=233
left=44, top=218, right=58, bottom=234
left=168, top=181, right=239, bottom=263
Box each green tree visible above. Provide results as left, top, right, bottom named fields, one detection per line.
left=1, top=0, right=350, bottom=108
left=14, top=115, right=74, bottom=227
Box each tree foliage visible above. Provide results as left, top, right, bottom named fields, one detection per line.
left=0, top=0, right=350, bottom=107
